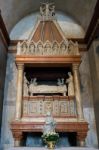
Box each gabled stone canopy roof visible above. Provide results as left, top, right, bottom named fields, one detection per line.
left=32, top=21, right=63, bottom=43
left=29, top=3, right=67, bottom=44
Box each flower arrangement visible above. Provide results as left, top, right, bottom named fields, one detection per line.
left=42, top=132, right=59, bottom=143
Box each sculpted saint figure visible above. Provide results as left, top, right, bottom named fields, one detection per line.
left=60, top=43, right=67, bottom=55
left=40, top=3, right=54, bottom=17
left=52, top=42, right=59, bottom=55
left=43, top=112, right=56, bottom=134
left=37, top=42, right=43, bottom=55
left=45, top=3, right=54, bottom=16
left=23, top=73, right=29, bottom=96
left=66, top=72, right=74, bottom=96
left=31, top=78, right=37, bottom=86
left=17, top=42, right=21, bottom=55
left=74, top=42, right=80, bottom=55
left=51, top=5, right=55, bottom=16
left=57, top=78, right=64, bottom=86
left=29, top=43, right=35, bottom=55
left=68, top=41, right=74, bottom=55
left=44, top=42, right=51, bottom=55
left=40, top=6, right=45, bottom=16
left=22, top=43, right=27, bottom=54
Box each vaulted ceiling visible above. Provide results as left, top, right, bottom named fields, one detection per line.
left=0, top=0, right=97, bottom=34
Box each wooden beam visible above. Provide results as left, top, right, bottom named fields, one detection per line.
left=15, top=55, right=81, bottom=67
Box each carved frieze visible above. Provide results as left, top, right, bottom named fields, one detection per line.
left=22, top=96, right=76, bottom=117
left=17, top=40, right=80, bottom=56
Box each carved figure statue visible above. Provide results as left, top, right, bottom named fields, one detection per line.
left=44, top=3, right=53, bottom=16
left=22, top=43, right=27, bottom=54
left=29, top=43, right=35, bottom=54
left=46, top=3, right=50, bottom=16
left=37, top=42, right=43, bottom=55
left=68, top=41, right=74, bottom=55
left=51, top=5, right=55, bottom=16
left=43, top=112, right=56, bottom=134
left=17, top=42, right=21, bottom=55
left=40, top=2, right=55, bottom=18
left=23, top=73, right=29, bottom=96
left=66, top=72, right=74, bottom=96
left=40, top=6, right=45, bottom=16
left=74, top=42, right=80, bottom=55
left=57, top=78, right=64, bottom=86
left=52, top=42, right=59, bottom=55
left=44, top=42, right=51, bottom=55
left=30, top=78, right=37, bottom=86
left=60, top=43, right=67, bottom=55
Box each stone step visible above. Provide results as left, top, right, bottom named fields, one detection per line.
left=4, top=147, right=98, bottom=150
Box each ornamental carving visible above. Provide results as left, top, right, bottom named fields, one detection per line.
left=39, top=2, right=56, bottom=21
left=17, top=40, right=80, bottom=56
left=23, top=96, right=76, bottom=117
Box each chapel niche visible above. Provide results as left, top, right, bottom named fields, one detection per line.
left=10, top=2, right=88, bottom=147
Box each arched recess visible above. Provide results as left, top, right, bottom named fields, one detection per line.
left=10, top=11, right=85, bottom=40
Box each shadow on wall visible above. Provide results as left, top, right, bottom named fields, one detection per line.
left=0, top=37, right=7, bottom=140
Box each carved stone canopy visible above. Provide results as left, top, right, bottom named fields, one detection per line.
left=16, top=3, right=80, bottom=57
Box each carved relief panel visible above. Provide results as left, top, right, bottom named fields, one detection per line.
left=22, top=96, right=76, bottom=117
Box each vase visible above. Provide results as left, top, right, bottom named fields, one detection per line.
left=47, top=141, right=56, bottom=150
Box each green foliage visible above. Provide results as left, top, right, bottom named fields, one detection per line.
left=42, top=132, right=59, bottom=142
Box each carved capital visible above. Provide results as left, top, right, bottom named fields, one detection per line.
left=72, top=63, right=79, bottom=71
left=17, top=64, right=24, bottom=70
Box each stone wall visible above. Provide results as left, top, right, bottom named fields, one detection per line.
left=0, top=32, right=7, bottom=140
left=80, top=52, right=98, bottom=147
left=1, top=51, right=98, bottom=149
left=88, top=40, right=99, bottom=147
left=1, top=53, right=17, bottom=149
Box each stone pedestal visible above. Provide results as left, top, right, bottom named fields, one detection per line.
left=4, top=148, right=99, bottom=150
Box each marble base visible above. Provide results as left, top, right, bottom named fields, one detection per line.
left=5, top=147, right=98, bottom=150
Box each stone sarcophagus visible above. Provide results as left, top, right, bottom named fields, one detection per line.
left=29, top=80, right=67, bottom=96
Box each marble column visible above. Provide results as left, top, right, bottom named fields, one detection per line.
left=15, top=64, right=24, bottom=120
left=72, top=64, right=84, bottom=120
